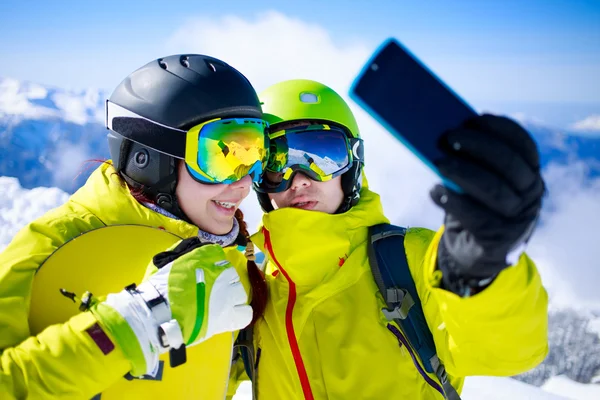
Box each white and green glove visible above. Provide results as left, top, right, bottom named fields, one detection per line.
left=91, top=238, right=253, bottom=377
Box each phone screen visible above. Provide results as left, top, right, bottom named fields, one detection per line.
left=350, top=38, right=477, bottom=172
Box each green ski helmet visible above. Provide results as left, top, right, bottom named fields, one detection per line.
left=255, top=79, right=364, bottom=213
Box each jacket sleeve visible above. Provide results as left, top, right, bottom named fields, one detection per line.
left=0, top=205, right=131, bottom=399
left=406, top=227, right=549, bottom=378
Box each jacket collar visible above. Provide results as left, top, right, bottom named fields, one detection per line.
left=252, top=188, right=389, bottom=289
left=69, top=162, right=199, bottom=239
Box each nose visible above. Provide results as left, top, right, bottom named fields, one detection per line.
left=230, top=174, right=252, bottom=190
left=289, top=172, right=311, bottom=191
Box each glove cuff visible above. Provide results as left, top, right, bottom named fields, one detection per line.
left=437, top=239, right=498, bottom=297
left=92, top=282, right=181, bottom=377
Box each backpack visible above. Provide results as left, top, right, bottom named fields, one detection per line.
left=368, top=223, right=461, bottom=400
left=236, top=223, right=462, bottom=400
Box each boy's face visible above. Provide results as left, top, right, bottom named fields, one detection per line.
left=267, top=174, right=344, bottom=214
left=265, top=121, right=345, bottom=214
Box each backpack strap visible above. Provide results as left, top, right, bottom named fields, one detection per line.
left=231, top=251, right=268, bottom=400
left=233, top=326, right=258, bottom=400
left=368, top=223, right=461, bottom=400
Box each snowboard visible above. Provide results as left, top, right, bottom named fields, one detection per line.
left=29, top=225, right=236, bottom=400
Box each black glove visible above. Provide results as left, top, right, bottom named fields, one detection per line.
left=430, top=114, right=545, bottom=295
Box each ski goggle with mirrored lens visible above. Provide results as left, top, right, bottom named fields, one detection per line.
left=106, top=100, right=269, bottom=184
left=255, top=124, right=364, bottom=193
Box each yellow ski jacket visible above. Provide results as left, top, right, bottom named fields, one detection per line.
left=245, top=186, right=548, bottom=399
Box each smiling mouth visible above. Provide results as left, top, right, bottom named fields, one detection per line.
left=213, top=200, right=237, bottom=210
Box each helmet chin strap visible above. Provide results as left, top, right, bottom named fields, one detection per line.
left=148, top=172, right=193, bottom=224
left=155, top=192, right=191, bottom=223
left=270, top=198, right=280, bottom=210
left=335, top=162, right=362, bottom=214
left=121, top=167, right=193, bottom=224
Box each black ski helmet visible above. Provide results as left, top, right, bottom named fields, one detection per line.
left=106, top=54, right=262, bottom=220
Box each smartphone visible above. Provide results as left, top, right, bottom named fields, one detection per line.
left=350, top=38, right=478, bottom=192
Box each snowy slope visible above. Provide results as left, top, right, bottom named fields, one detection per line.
left=462, top=376, right=568, bottom=399
left=232, top=376, right=579, bottom=399
left=543, top=375, right=600, bottom=399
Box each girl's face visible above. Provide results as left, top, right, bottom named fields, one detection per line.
left=176, top=162, right=252, bottom=234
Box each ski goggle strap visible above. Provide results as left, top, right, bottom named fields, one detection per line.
left=258, top=124, right=364, bottom=193
left=106, top=100, right=269, bottom=184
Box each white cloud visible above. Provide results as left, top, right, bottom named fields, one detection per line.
left=0, top=78, right=57, bottom=120
left=527, top=162, right=600, bottom=309
left=0, top=77, right=104, bottom=125
left=510, top=112, right=546, bottom=126
left=47, top=141, right=93, bottom=191
left=0, top=177, right=69, bottom=252
left=51, top=89, right=104, bottom=125
left=570, top=115, right=600, bottom=133
left=165, top=11, right=371, bottom=94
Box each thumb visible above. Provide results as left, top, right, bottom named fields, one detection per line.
left=430, top=184, right=451, bottom=210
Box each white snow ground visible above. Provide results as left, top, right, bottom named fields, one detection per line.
left=233, top=375, right=600, bottom=400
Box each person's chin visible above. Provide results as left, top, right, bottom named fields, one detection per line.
left=199, top=217, right=233, bottom=236
left=313, top=202, right=339, bottom=214
left=215, top=223, right=234, bottom=235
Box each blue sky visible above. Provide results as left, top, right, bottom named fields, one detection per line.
left=0, top=0, right=599, bottom=129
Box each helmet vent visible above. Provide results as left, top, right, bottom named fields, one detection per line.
left=180, top=56, right=190, bottom=68
left=206, top=61, right=217, bottom=72
left=158, top=59, right=168, bottom=70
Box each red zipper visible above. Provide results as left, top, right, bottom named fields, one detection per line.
left=263, top=227, right=315, bottom=400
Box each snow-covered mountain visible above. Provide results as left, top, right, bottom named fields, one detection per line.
left=524, top=120, right=600, bottom=178
left=2, top=76, right=600, bottom=399
left=515, top=307, right=600, bottom=387
left=288, top=147, right=344, bottom=173
left=0, top=77, right=109, bottom=192
left=0, top=77, right=106, bottom=124
left=2, top=76, right=599, bottom=194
